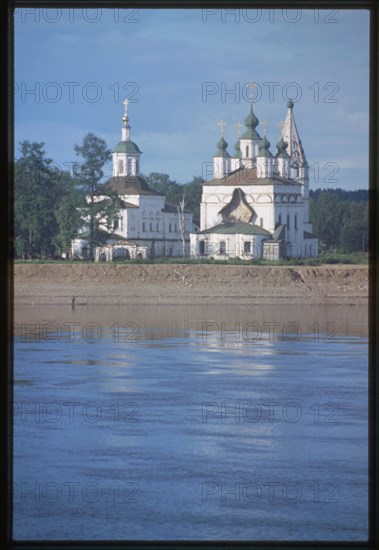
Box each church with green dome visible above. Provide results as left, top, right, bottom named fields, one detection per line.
left=190, top=83, right=318, bottom=260
left=71, top=100, right=195, bottom=261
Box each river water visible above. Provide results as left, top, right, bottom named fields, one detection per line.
left=13, top=304, right=368, bottom=541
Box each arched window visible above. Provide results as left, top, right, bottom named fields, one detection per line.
left=118, top=159, right=124, bottom=175
left=246, top=145, right=249, bottom=157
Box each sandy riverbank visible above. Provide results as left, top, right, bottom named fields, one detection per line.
left=13, top=263, right=369, bottom=306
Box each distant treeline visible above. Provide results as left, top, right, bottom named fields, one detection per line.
left=309, top=188, right=368, bottom=253
left=13, top=138, right=368, bottom=259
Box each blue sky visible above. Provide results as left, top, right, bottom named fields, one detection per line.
left=15, top=8, right=369, bottom=190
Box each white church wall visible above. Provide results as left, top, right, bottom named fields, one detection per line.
left=190, top=232, right=267, bottom=260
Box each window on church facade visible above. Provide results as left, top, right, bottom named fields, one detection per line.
left=260, top=217, right=263, bottom=227
left=278, top=214, right=282, bottom=225
left=156, top=222, right=159, bottom=232
left=118, top=160, right=123, bottom=175
left=199, top=241, right=205, bottom=255
left=142, top=221, right=146, bottom=232
left=287, top=214, right=290, bottom=229
left=219, top=241, right=226, bottom=254
left=244, top=241, right=251, bottom=254
left=150, top=222, right=153, bottom=232
left=246, top=145, right=249, bottom=157
left=175, top=224, right=178, bottom=232
left=113, top=218, right=119, bottom=230
left=295, top=214, right=298, bottom=230
left=169, top=223, right=172, bottom=232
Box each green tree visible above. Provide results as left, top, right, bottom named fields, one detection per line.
left=309, top=188, right=369, bottom=253
left=53, top=172, right=85, bottom=258
left=183, top=176, right=203, bottom=220
left=143, top=172, right=203, bottom=220
left=14, top=141, right=63, bottom=258
left=309, top=191, right=345, bottom=250
left=339, top=201, right=368, bottom=252
left=144, top=172, right=183, bottom=204
left=74, top=133, right=120, bottom=257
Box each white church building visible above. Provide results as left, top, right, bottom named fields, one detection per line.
left=190, top=92, right=318, bottom=260
left=72, top=100, right=194, bottom=261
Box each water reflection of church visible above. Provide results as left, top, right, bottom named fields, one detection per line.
left=190, top=83, right=318, bottom=260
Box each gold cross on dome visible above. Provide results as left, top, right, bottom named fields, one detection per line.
left=262, top=118, right=269, bottom=136
left=217, top=119, right=226, bottom=136
left=248, top=81, right=256, bottom=103
left=235, top=121, right=243, bottom=137
left=123, top=98, right=129, bottom=116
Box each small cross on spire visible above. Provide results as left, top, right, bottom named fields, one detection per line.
left=235, top=121, right=243, bottom=137
left=248, top=81, right=256, bottom=104
left=123, top=98, right=129, bottom=119
left=217, top=119, right=226, bottom=136
left=262, top=118, right=269, bottom=136
left=123, top=98, right=129, bottom=115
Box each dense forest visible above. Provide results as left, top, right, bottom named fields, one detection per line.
left=13, top=137, right=369, bottom=259
left=309, top=189, right=368, bottom=253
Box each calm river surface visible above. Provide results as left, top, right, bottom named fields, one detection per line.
left=13, top=304, right=368, bottom=541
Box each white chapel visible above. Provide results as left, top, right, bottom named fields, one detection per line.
left=190, top=87, right=318, bottom=260
left=72, top=100, right=194, bottom=261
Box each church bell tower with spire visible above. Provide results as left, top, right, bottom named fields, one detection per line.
left=281, top=99, right=310, bottom=220
left=239, top=81, right=262, bottom=167
left=112, top=99, right=142, bottom=178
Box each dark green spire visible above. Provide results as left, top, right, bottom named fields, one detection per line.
left=214, top=136, right=230, bottom=158
left=233, top=140, right=242, bottom=159
left=256, top=135, right=273, bottom=158
left=275, top=137, right=290, bottom=159
left=241, top=104, right=261, bottom=140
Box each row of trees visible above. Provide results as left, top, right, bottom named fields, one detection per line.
left=13, top=136, right=204, bottom=260
left=309, top=189, right=368, bottom=253
left=15, top=135, right=124, bottom=259
left=13, top=135, right=369, bottom=259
